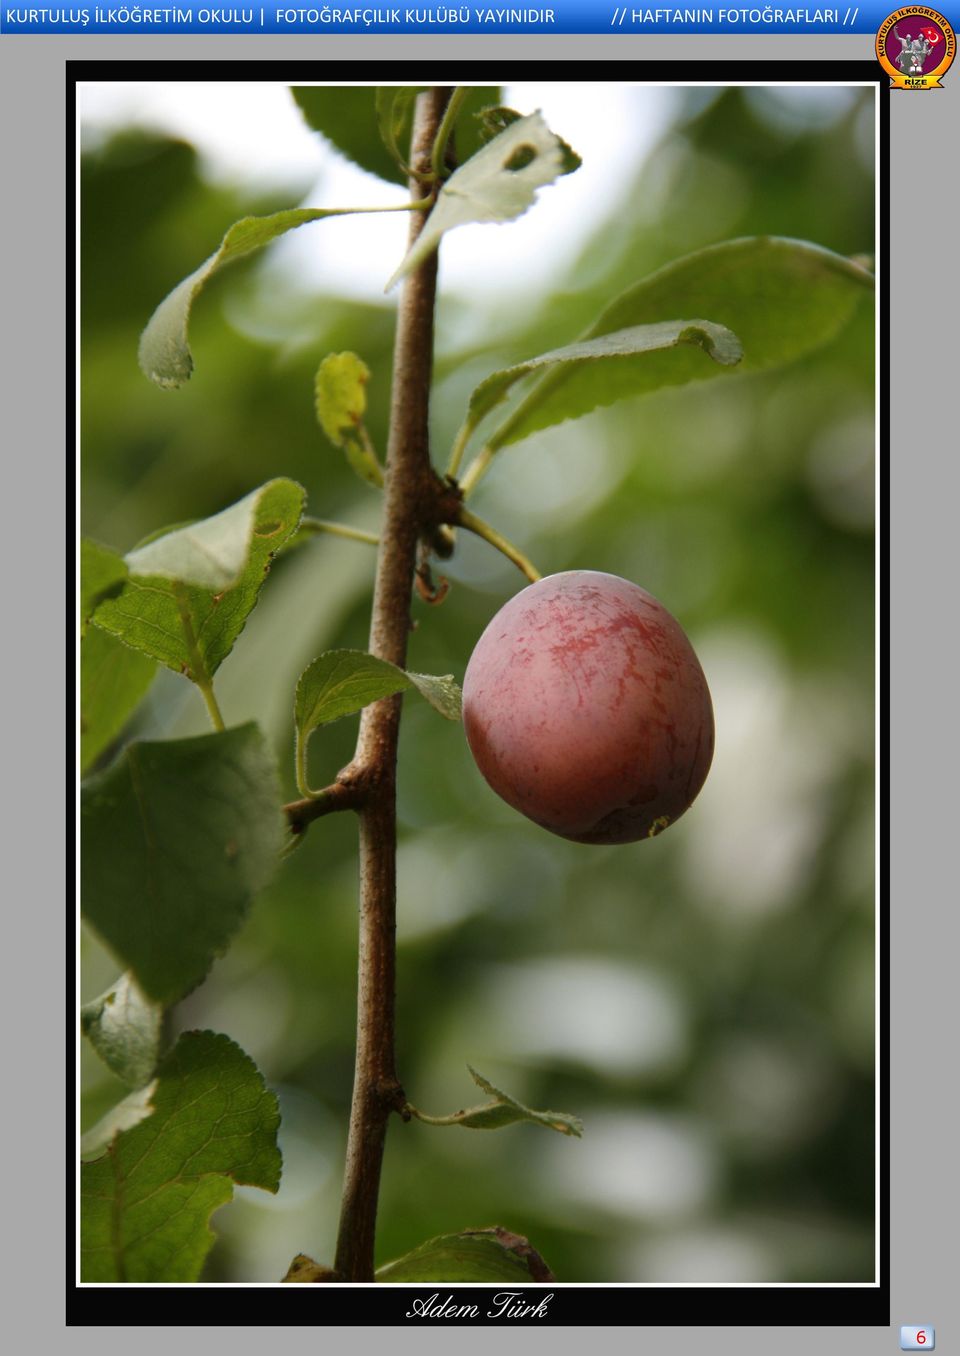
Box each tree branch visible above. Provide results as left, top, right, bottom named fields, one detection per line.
left=284, top=781, right=366, bottom=835
left=332, top=88, right=450, bottom=1283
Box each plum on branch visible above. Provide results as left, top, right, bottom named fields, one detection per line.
left=462, top=571, right=714, bottom=845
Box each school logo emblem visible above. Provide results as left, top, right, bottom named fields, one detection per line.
left=876, top=9, right=956, bottom=88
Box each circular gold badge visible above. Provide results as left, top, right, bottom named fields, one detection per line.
left=876, top=8, right=956, bottom=88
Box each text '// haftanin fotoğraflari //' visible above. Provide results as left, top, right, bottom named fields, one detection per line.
left=406, top=1292, right=553, bottom=1319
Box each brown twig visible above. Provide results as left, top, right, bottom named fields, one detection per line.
left=284, top=780, right=366, bottom=835
left=331, top=88, right=451, bottom=1283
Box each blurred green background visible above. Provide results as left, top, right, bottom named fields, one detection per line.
left=80, top=84, right=876, bottom=1284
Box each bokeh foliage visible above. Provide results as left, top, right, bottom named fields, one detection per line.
left=80, top=86, right=875, bottom=1283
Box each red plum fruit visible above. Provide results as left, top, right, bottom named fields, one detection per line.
left=462, top=571, right=714, bottom=844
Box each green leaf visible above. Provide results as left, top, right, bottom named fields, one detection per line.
left=80, top=1031, right=281, bottom=1282
left=139, top=209, right=349, bottom=388
left=386, top=111, right=570, bottom=291
left=314, top=351, right=370, bottom=449
left=376, top=86, right=505, bottom=178
left=294, top=650, right=461, bottom=796
left=292, top=86, right=405, bottom=184
left=125, top=480, right=300, bottom=592
left=81, top=1084, right=156, bottom=1161
left=377, top=1228, right=554, bottom=1284
left=81, top=972, right=163, bottom=1089
left=80, top=627, right=157, bottom=774
left=490, top=236, right=875, bottom=449
left=296, top=650, right=461, bottom=731
left=293, top=86, right=501, bottom=186
left=448, top=87, right=507, bottom=168
left=92, top=479, right=305, bottom=682
left=344, top=440, right=384, bottom=488
left=375, top=86, right=428, bottom=173
left=313, top=353, right=383, bottom=486
left=295, top=651, right=411, bottom=732
left=477, top=105, right=582, bottom=176
left=467, top=320, right=741, bottom=449
left=81, top=539, right=127, bottom=636
left=81, top=723, right=285, bottom=1004
left=412, top=1066, right=583, bottom=1137
left=404, top=671, right=463, bottom=722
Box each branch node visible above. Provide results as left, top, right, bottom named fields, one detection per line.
left=377, top=1077, right=407, bottom=1115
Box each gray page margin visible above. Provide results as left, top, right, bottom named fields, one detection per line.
left=12, top=30, right=946, bottom=1354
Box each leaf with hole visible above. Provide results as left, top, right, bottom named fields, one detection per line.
left=80, top=1031, right=281, bottom=1281
left=81, top=723, right=285, bottom=1004
left=125, top=480, right=302, bottom=592
left=476, top=105, right=582, bottom=176
left=92, top=479, right=305, bottom=683
left=377, top=1227, right=555, bottom=1283
left=486, top=235, right=874, bottom=449
left=139, top=209, right=354, bottom=388
left=81, top=972, right=163, bottom=1089
left=386, top=111, right=573, bottom=291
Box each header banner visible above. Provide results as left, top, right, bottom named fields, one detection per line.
left=3, top=1, right=954, bottom=34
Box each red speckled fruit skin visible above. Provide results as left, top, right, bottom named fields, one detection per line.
left=462, top=571, right=714, bottom=845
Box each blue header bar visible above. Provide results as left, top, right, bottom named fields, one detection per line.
left=1, top=0, right=955, bottom=34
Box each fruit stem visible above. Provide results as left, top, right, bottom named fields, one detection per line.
left=456, top=507, right=542, bottom=584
